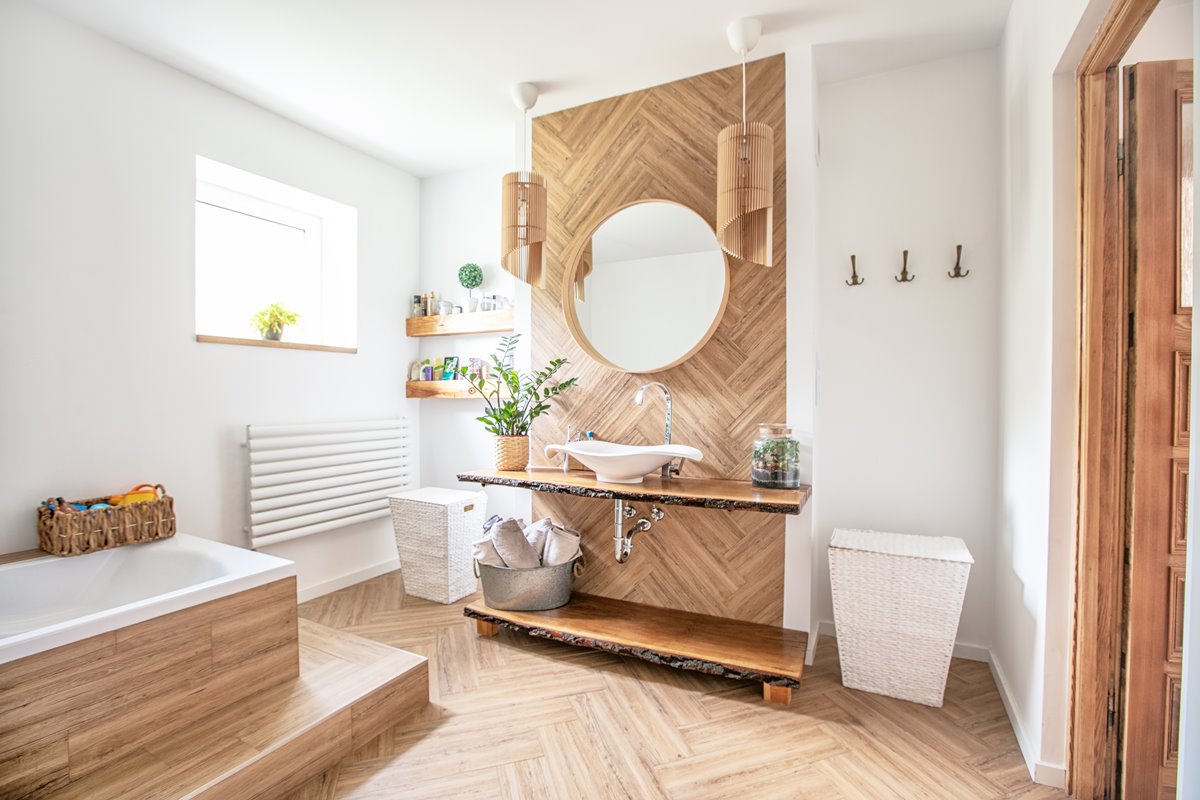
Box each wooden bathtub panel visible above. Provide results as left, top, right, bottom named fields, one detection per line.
left=0, top=731, right=70, bottom=797
left=0, top=632, right=117, bottom=708
left=0, top=576, right=299, bottom=799
left=211, top=582, right=298, bottom=670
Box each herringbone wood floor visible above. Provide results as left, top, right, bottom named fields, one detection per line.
left=285, top=572, right=1066, bottom=800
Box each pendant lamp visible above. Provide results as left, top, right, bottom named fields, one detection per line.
left=716, top=18, right=774, bottom=268
left=501, top=83, right=547, bottom=286
left=576, top=239, right=592, bottom=302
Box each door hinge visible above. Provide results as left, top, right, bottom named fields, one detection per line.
left=1128, top=311, right=1135, bottom=345
left=1129, top=71, right=1136, bottom=100
left=1117, top=141, right=1125, bottom=177
left=1107, top=687, right=1117, bottom=730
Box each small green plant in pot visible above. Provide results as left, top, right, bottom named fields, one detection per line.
left=251, top=303, right=299, bottom=341
left=459, top=334, right=577, bottom=471
left=458, top=263, right=484, bottom=311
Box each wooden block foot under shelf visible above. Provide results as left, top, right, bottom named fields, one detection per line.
left=465, top=593, right=806, bottom=704
left=45, top=619, right=429, bottom=800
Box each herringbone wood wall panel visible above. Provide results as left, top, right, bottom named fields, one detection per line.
left=529, top=56, right=787, bottom=625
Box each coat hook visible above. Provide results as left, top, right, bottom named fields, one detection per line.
left=948, top=244, right=970, bottom=278
left=894, top=249, right=915, bottom=283
left=845, top=254, right=865, bottom=286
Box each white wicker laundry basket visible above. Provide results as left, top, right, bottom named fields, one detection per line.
left=387, top=487, right=486, bottom=604
left=829, top=528, right=973, bottom=707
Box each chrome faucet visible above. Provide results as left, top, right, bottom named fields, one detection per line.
left=562, top=424, right=591, bottom=472
left=633, top=382, right=680, bottom=479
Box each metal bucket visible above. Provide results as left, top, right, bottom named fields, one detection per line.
left=476, top=558, right=578, bottom=611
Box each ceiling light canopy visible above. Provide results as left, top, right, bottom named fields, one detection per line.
left=716, top=17, right=774, bottom=269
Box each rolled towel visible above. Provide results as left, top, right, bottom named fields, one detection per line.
left=543, top=523, right=582, bottom=567
left=524, top=518, right=553, bottom=556
left=482, top=514, right=503, bottom=536
left=472, top=536, right=506, bottom=567
left=491, top=518, right=541, bottom=568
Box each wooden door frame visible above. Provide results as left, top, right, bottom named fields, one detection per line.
left=1071, top=1, right=1161, bottom=797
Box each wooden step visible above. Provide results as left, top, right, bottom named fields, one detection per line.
left=42, top=619, right=428, bottom=800
left=464, top=593, right=807, bottom=704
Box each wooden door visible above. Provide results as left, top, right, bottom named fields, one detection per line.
left=1124, top=58, right=1192, bottom=800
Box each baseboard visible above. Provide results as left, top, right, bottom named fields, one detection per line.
left=297, top=557, right=400, bottom=603
left=816, top=620, right=990, bottom=664
left=988, top=654, right=1066, bottom=789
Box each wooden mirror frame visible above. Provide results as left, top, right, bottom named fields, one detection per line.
left=559, top=199, right=732, bottom=374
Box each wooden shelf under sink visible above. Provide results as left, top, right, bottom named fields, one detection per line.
left=457, top=469, right=810, bottom=515
left=465, top=593, right=807, bottom=704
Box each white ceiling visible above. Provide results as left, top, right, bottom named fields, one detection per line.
left=32, top=0, right=1014, bottom=177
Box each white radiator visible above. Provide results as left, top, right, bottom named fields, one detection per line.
left=245, top=418, right=414, bottom=549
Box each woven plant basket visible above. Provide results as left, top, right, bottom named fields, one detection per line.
left=37, top=484, right=176, bottom=557
left=493, top=435, right=529, bottom=471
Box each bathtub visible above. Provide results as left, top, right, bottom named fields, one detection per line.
left=0, top=533, right=295, bottom=664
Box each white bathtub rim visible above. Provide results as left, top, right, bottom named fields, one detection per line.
left=0, top=534, right=296, bottom=665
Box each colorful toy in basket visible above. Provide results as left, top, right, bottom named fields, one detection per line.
left=109, top=484, right=160, bottom=505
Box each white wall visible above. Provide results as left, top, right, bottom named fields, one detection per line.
left=1122, top=0, right=1194, bottom=66
left=814, top=48, right=1002, bottom=658
left=996, top=0, right=1107, bottom=785
left=416, top=163, right=529, bottom=521
left=0, top=1, right=420, bottom=597
left=784, top=46, right=820, bottom=648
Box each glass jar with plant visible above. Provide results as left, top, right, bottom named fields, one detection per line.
left=751, top=424, right=803, bottom=489
left=458, top=334, right=578, bottom=471
left=251, top=303, right=299, bottom=341
left=458, top=263, right=484, bottom=312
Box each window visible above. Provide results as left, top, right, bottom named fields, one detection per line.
left=195, top=156, right=357, bottom=349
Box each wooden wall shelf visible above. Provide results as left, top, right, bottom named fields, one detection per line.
left=195, top=335, right=356, bottom=354
left=457, top=469, right=810, bottom=515
left=405, top=380, right=503, bottom=399
left=466, top=593, right=807, bottom=704
left=405, top=308, right=514, bottom=338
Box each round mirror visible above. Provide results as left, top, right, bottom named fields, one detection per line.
left=566, top=201, right=729, bottom=373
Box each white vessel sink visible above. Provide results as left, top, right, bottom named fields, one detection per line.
left=544, top=440, right=703, bottom=484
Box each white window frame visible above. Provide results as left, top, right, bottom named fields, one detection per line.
left=194, top=156, right=357, bottom=349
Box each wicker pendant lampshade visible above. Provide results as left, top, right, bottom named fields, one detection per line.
left=501, top=170, right=547, bottom=285
left=575, top=239, right=592, bottom=301
left=716, top=18, right=774, bottom=269
left=501, top=83, right=547, bottom=286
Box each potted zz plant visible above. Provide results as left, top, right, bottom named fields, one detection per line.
left=460, top=334, right=578, bottom=471
left=251, top=303, right=299, bottom=341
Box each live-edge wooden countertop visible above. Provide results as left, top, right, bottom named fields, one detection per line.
left=457, top=470, right=810, bottom=515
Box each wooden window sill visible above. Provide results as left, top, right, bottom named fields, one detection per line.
left=195, top=335, right=356, bottom=354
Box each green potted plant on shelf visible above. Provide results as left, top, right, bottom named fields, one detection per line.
left=460, top=334, right=578, bottom=471
left=458, top=263, right=484, bottom=311
left=251, top=303, right=299, bottom=341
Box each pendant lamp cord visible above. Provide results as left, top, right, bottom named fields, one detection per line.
left=521, top=108, right=528, bottom=172
left=741, top=49, right=747, bottom=126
